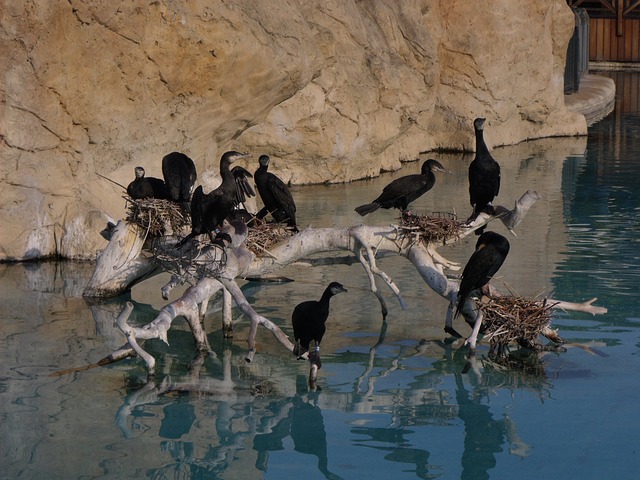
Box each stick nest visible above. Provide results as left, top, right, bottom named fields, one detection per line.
left=151, top=236, right=227, bottom=282
left=246, top=219, right=296, bottom=255
left=478, top=296, right=563, bottom=353
left=125, top=197, right=190, bottom=237
left=398, top=211, right=463, bottom=244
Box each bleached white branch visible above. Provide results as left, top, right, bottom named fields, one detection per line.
left=93, top=190, right=606, bottom=374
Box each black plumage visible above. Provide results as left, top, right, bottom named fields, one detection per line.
left=292, top=282, right=347, bottom=368
left=127, top=166, right=171, bottom=200
left=177, top=151, right=255, bottom=247
left=355, top=159, right=445, bottom=216
left=254, top=155, right=298, bottom=231
left=454, top=231, right=510, bottom=320
left=468, top=117, right=501, bottom=234
left=162, top=151, right=197, bottom=210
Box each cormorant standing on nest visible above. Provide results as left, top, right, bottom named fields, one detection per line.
left=127, top=166, right=171, bottom=200
left=468, top=117, right=500, bottom=234
left=355, top=159, right=446, bottom=216
left=177, top=151, right=254, bottom=247
left=162, top=151, right=197, bottom=210
left=454, top=231, right=510, bottom=321
left=254, top=154, right=298, bottom=232
left=292, top=282, right=347, bottom=368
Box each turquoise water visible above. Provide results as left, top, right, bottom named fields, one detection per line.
left=2, top=74, right=640, bottom=479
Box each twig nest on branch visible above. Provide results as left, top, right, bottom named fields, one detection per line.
left=479, top=296, right=563, bottom=353
left=125, top=197, right=190, bottom=237
left=398, top=211, right=463, bottom=245
left=151, top=236, right=227, bottom=283
left=246, top=220, right=297, bottom=255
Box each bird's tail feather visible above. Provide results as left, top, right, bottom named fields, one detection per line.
left=355, top=202, right=380, bottom=216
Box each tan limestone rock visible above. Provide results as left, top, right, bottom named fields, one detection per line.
left=0, top=0, right=586, bottom=260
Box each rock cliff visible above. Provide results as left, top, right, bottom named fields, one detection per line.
left=0, top=0, right=585, bottom=261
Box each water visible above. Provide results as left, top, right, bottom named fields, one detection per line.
left=2, top=73, right=640, bottom=479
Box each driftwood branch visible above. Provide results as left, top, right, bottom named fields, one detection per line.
left=92, top=190, right=606, bottom=375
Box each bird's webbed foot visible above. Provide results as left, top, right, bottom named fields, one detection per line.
left=464, top=211, right=479, bottom=225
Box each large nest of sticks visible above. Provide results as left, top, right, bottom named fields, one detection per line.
left=125, top=197, right=190, bottom=237
left=246, top=219, right=296, bottom=256
left=478, top=296, right=563, bottom=354
left=398, top=211, right=463, bottom=245
left=151, top=236, right=227, bottom=282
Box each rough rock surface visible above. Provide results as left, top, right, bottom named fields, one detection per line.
left=0, top=0, right=585, bottom=261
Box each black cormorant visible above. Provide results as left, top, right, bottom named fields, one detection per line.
left=162, top=151, right=197, bottom=210
left=292, top=282, right=347, bottom=368
left=177, top=151, right=254, bottom=247
left=355, top=159, right=445, bottom=216
left=254, top=154, right=298, bottom=231
left=127, top=166, right=171, bottom=200
left=468, top=117, right=500, bottom=234
left=454, top=231, right=510, bottom=320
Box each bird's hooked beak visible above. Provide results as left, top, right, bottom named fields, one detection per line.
left=230, top=152, right=251, bottom=164
left=428, top=160, right=449, bottom=174
left=334, top=285, right=348, bottom=295
left=474, top=117, right=486, bottom=131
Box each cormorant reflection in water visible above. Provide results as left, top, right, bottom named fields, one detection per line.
left=431, top=342, right=532, bottom=480
left=351, top=426, right=434, bottom=479
left=253, top=392, right=343, bottom=480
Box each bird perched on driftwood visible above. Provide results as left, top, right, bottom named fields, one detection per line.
left=355, top=159, right=445, bottom=216
left=292, top=282, right=347, bottom=369
left=254, top=154, right=298, bottom=232
left=468, top=117, right=501, bottom=235
left=176, top=151, right=255, bottom=248
left=454, top=230, right=510, bottom=323
left=161, top=151, right=197, bottom=211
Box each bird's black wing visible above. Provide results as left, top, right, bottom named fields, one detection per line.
left=163, top=152, right=197, bottom=202
left=378, top=174, right=427, bottom=209
left=456, top=244, right=505, bottom=316
left=292, top=301, right=313, bottom=349
left=492, top=161, right=501, bottom=197
left=470, top=162, right=500, bottom=210
left=189, top=185, right=205, bottom=233
left=267, top=174, right=296, bottom=218
left=231, top=166, right=256, bottom=206
left=468, top=160, right=481, bottom=207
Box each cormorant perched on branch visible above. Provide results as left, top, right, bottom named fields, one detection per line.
left=468, top=117, right=500, bottom=234
left=127, top=166, right=171, bottom=200
left=355, top=159, right=446, bottom=216
left=177, top=151, right=254, bottom=247
left=454, top=231, right=510, bottom=320
left=162, top=151, right=197, bottom=210
left=292, top=282, right=347, bottom=368
left=254, top=155, right=298, bottom=231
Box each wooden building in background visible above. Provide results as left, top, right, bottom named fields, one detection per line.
left=567, top=1, right=640, bottom=63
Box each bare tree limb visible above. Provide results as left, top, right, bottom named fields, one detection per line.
left=92, top=190, right=607, bottom=375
